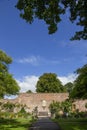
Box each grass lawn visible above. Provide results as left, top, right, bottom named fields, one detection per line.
left=54, top=118, right=87, bottom=130
left=0, top=117, right=34, bottom=130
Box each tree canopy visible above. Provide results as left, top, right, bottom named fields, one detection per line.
left=0, top=50, right=20, bottom=98
left=16, top=0, right=87, bottom=40
left=64, top=82, right=73, bottom=93
left=70, top=64, right=87, bottom=99
left=26, top=90, right=33, bottom=93
left=36, top=73, right=64, bottom=93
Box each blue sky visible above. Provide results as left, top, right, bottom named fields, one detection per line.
left=0, top=0, right=87, bottom=92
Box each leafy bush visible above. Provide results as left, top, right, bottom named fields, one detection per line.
left=49, top=99, right=73, bottom=118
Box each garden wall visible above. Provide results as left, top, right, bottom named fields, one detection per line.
left=1, top=93, right=87, bottom=113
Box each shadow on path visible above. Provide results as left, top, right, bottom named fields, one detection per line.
left=29, top=118, right=61, bottom=130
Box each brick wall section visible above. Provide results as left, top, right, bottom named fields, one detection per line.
left=73, top=100, right=87, bottom=112
left=0, top=93, right=87, bottom=113
left=16, top=93, right=69, bottom=112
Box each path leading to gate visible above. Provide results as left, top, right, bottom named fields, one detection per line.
left=30, top=118, right=61, bottom=130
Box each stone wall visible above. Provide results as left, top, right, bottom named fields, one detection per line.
left=17, top=93, right=69, bottom=113
left=73, top=100, right=87, bottom=112
left=1, top=93, right=87, bottom=113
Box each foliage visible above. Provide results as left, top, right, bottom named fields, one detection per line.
left=0, top=101, right=31, bottom=119
left=26, top=90, right=32, bottom=93
left=19, top=107, right=26, bottom=114
left=0, top=102, right=17, bottom=113
left=0, top=117, right=34, bottom=130
left=36, top=73, right=64, bottom=93
left=64, top=82, right=73, bottom=93
left=61, top=99, right=72, bottom=113
left=70, top=64, right=87, bottom=99
left=49, top=99, right=72, bottom=118
left=54, top=118, right=87, bottom=130
left=16, top=0, right=87, bottom=40
left=49, top=101, right=61, bottom=115
left=85, top=103, right=87, bottom=109
left=0, top=50, right=20, bottom=98
left=2, top=102, right=15, bottom=112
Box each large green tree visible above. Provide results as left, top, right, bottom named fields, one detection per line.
left=0, top=50, right=20, bottom=98
left=16, top=0, right=87, bottom=40
left=70, top=64, right=87, bottom=99
left=36, top=73, right=64, bottom=93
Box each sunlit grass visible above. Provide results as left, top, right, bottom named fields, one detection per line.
left=54, top=118, right=87, bottom=130
left=0, top=117, right=33, bottom=130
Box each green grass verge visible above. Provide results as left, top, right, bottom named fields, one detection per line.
left=0, top=117, right=34, bottom=130
left=53, top=118, right=87, bottom=130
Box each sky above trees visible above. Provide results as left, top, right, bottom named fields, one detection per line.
left=0, top=0, right=87, bottom=93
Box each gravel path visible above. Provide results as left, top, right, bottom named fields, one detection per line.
left=30, top=118, right=61, bottom=130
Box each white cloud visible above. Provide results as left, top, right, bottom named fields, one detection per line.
left=16, top=74, right=77, bottom=93
left=17, top=56, right=40, bottom=66
left=17, top=76, right=39, bottom=92
left=59, top=74, right=77, bottom=85
left=17, top=56, right=60, bottom=66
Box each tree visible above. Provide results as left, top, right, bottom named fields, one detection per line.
left=16, top=0, right=87, bottom=40
left=49, top=101, right=61, bottom=117
left=64, top=82, right=73, bottom=93
left=61, top=99, right=72, bottom=114
left=26, top=90, right=32, bottom=93
left=0, top=50, right=20, bottom=98
left=49, top=99, right=72, bottom=117
left=36, top=73, right=64, bottom=93
left=70, top=64, right=87, bottom=99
